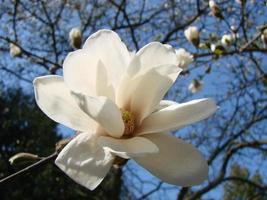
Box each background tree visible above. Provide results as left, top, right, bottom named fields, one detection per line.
left=0, top=87, right=122, bottom=200
left=223, top=164, right=267, bottom=200
left=0, top=0, right=267, bottom=199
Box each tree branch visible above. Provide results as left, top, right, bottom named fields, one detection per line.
left=0, top=152, right=58, bottom=186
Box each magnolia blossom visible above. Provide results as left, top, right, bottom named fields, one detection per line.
left=184, top=26, right=200, bottom=47
left=10, top=43, right=22, bottom=57
left=175, top=48, right=193, bottom=69
left=69, top=27, right=82, bottom=49
left=34, top=30, right=217, bottom=190
left=189, top=79, right=203, bottom=93
left=221, top=34, right=233, bottom=46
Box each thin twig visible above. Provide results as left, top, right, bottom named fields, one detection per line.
left=239, top=24, right=267, bottom=52
left=0, top=152, right=58, bottom=186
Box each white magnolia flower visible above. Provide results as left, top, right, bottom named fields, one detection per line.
left=189, top=79, right=203, bottom=93
left=69, top=27, right=82, bottom=49
left=10, top=43, right=22, bottom=57
left=33, top=29, right=217, bottom=190
left=175, top=48, right=193, bottom=69
left=221, top=34, right=233, bottom=46
left=184, top=26, right=200, bottom=47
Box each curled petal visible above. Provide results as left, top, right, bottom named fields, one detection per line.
left=72, top=94, right=124, bottom=138
left=55, top=132, right=114, bottom=190
left=97, top=136, right=159, bottom=159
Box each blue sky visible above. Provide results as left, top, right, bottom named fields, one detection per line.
left=1, top=1, right=267, bottom=199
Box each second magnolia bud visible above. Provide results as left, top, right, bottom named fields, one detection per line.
left=184, top=26, right=200, bottom=47
left=10, top=43, right=22, bottom=57
left=69, top=27, right=82, bottom=49
left=209, top=0, right=223, bottom=19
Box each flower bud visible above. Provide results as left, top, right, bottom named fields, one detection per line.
left=209, top=0, right=224, bottom=19
left=9, top=43, right=22, bottom=57
left=236, top=0, right=244, bottom=4
left=188, top=79, right=202, bottom=93
left=175, top=48, right=193, bottom=70
left=69, top=27, right=82, bottom=49
left=221, top=34, right=233, bottom=46
left=184, top=26, right=200, bottom=47
left=210, top=43, right=217, bottom=52
left=210, top=44, right=225, bottom=55
left=261, top=29, right=267, bottom=48
left=9, top=152, right=40, bottom=166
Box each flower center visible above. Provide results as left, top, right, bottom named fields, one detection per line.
left=121, top=110, right=135, bottom=137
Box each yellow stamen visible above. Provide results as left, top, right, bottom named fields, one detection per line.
left=121, top=110, right=135, bottom=136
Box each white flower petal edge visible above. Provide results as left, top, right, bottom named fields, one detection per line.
left=137, top=98, right=217, bottom=135
left=63, top=29, right=130, bottom=98
left=55, top=132, right=114, bottom=190
left=97, top=136, right=159, bottom=159
left=33, top=75, right=97, bottom=132
left=83, top=30, right=131, bottom=89
left=126, top=42, right=178, bottom=76
left=154, top=100, right=178, bottom=112
left=72, top=93, right=124, bottom=138
left=134, top=133, right=208, bottom=186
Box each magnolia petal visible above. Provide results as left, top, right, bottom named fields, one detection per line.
left=55, top=132, right=114, bottom=190
left=33, top=75, right=97, bottom=132
left=137, top=98, right=217, bottom=135
left=153, top=100, right=178, bottom=112
left=95, top=60, right=115, bottom=101
left=63, top=30, right=130, bottom=98
left=72, top=94, right=124, bottom=138
left=117, top=65, right=182, bottom=123
left=63, top=49, right=99, bottom=96
left=126, top=42, right=178, bottom=77
left=134, top=133, right=208, bottom=186
left=83, top=29, right=130, bottom=88
left=97, top=136, right=159, bottom=159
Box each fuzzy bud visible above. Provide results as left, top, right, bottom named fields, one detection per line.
left=9, top=152, right=40, bottom=166
left=210, top=43, right=217, bottom=52
left=188, top=79, right=203, bottom=93
left=69, top=27, right=82, bottom=49
left=184, top=26, right=200, bottom=47
left=209, top=0, right=224, bottom=19
left=221, top=34, right=233, bottom=46
left=9, top=43, right=22, bottom=57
